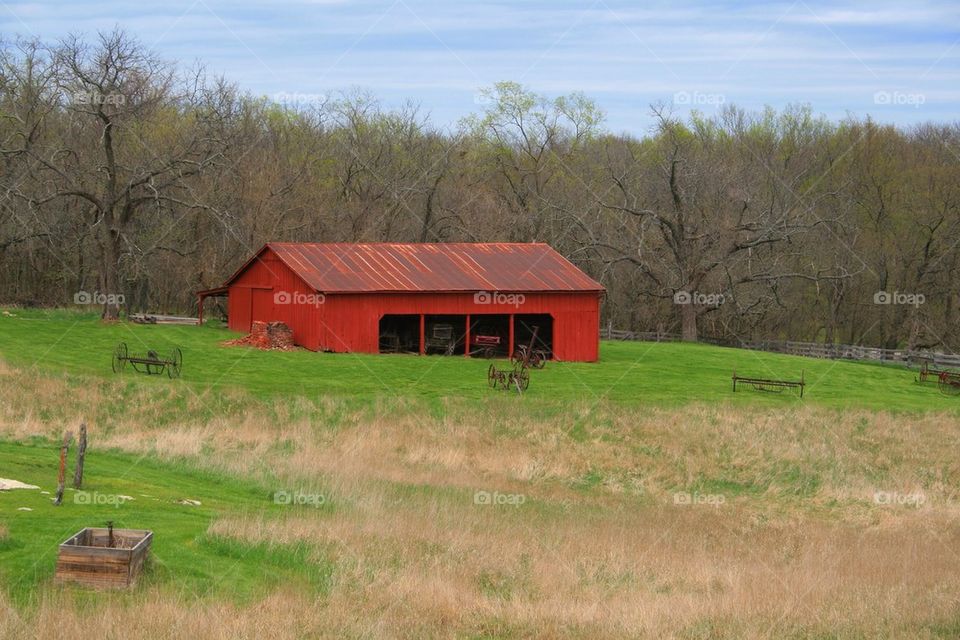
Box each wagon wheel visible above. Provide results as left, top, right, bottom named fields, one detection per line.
left=939, top=373, right=960, bottom=396
left=510, top=347, right=525, bottom=367
left=527, top=350, right=545, bottom=369
left=482, top=346, right=496, bottom=359
left=112, top=342, right=128, bottom=373
left=168, top=348, right=183, bottom=379
left=513, top=369, right=530, bottom=393
left=488, top=363, right=500, bottom=388
left=533, top=349, right=549, bottom=369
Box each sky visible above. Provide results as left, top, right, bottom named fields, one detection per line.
left=0, top=0, right=957, bottom=135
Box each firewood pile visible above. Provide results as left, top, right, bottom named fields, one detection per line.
left=223, top=321, right=296, bottom=350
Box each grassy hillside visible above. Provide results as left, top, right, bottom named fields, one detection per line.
left=0, top=441, right=331, bottom=605
left=3, top=309, right=960, bottom=638
left=0, top=307, right=952, bottom=412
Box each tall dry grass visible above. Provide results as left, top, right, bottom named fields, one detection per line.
left=2, top=506, right=957, bottom=638
left=2, top=360, right=956, bottom=510
left=0, top=589, right=328, bottom=640
left=205, top=506, right=959, bottom=638
left=3, top=359, right=960, bottom=638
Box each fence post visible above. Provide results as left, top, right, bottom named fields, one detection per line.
left=73, top=422, right=87, bottom=489
left=54, top=431, right=73, bottom=506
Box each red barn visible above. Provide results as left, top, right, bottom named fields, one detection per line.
left=199, top=243, right=604, bottom=362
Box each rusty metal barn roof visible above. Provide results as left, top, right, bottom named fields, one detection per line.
left=247, top=243, right=604, bottom=293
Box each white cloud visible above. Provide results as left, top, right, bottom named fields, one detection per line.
left=1, top=0, right=956, bottom=134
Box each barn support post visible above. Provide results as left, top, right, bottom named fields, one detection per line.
left=464, top=314, right=470, bottom=358
left=508, top=313, right=515, bottom=358
left=195, top=288, right=228, bottom=326
left=419, top=314, right=425, bottom=355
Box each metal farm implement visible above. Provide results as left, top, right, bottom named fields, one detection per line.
left=917, top=360, right=957, bottom=384
left=937, top=370, right=960, bottom=396
left=111, top=342, right=182, bottom=378
left=732, top=370, right=805, bottom=397
left=910, top=359, right=960, bottom=396
left=469, top=333, right=502, bottom=358
left=487, top=326, right=542, bottom=394
left=510, top=342, right=548, bottom=370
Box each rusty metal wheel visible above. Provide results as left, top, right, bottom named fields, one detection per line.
left=939, top=372, right=960, bottom=396
left=527, top=350, right=546, bottom=369
left=168, top=348, right=183, bottom=379
left=112, top=342, right=128, bottom=373
left=513, top=369, right=530, bottom=393
left=487, top=363, right=499, bottom=388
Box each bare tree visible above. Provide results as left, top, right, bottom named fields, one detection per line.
left=594, top=105, right=835, bottom=341
left=18, top=29, right=229, bottom=319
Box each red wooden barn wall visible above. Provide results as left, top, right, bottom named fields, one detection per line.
left=227, top=248, right=600, bottom=362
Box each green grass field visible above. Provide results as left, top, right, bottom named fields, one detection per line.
left=0, top=307, right=951, bottom=412
left=0, top=440, right=332, bottom=606
left=3, top=308, right=960, bottom=638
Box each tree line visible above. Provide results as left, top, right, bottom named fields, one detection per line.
left=2, top=30, right=959, bottom=347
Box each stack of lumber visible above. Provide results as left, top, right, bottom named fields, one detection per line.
left=130, top=314, right=199, bottom=325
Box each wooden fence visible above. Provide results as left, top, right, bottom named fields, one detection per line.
left=600, top=328, right=960, bottom=369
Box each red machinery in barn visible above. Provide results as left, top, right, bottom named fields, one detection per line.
left=469, top=332, right=502, bottom=358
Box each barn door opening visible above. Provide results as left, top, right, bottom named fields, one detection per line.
left=513, top=314, right=553, bottom=360
left=379, top=315, right=420, bottom=354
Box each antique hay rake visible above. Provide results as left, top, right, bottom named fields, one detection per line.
left=111, top=342, right=182, bottom=378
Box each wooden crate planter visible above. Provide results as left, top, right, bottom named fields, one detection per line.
left=55, top=527, right=152, bottom=589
